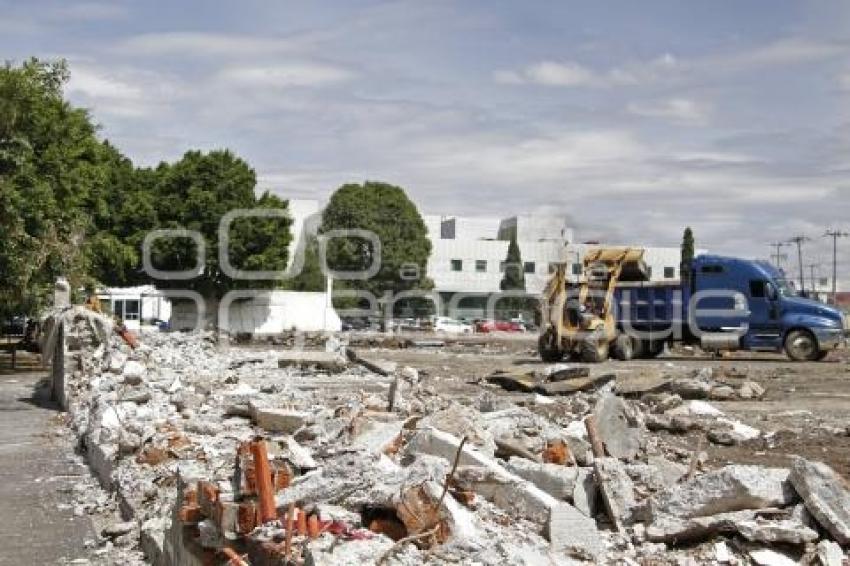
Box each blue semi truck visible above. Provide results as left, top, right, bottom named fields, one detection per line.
left=538, top=251, right=849, bottom=362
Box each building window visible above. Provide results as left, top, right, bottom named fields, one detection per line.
left=664, top=267, right=676, bottom=279
left=450, top=259, right=463, bottom=272
left=819, top=278, right=829, bottom=288
left=548, top=263, right=560, bottom=274
left=524, top=262, right=535, bottom=274
left=114, top=299, right=140, bottom=321
left=475, top=260, right=487, bottom=273
left=572, top=263, right=583, bottom=276
left=646, top=266, right=653, bottom=279
left=499, top=261, right=506, bottom=272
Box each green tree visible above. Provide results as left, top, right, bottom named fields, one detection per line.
left=681, top=227, right=695, bottom=282
left=143, top=150, right=293, bottom=322
left=320, top=181, right=432, bottom=314
left=284, top=235, right=326, bottom=292
left=0, top=58, right=121, bottom=316
left=500, top=236, right=526, bottom=291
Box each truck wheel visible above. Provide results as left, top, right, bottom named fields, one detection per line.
left=612, top=335, right=635, bottom=361
left=580, top=338, right=610, bottom=363
left=538, top=330, right=563, bottom=363
left=636, top=340, right=664, bottom=359
left=784, top=330, right=819, bottom=362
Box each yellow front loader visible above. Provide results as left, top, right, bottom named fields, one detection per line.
left=538, top=247, right=649, bottom=363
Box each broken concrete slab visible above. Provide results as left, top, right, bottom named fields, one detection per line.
left=505, top=457, right=579, bottom=500
left=572, top=467, right=598, bottom=518
left=543, top=364, right=590, bottom=382
left=649, top=465, right=796, bottom=520
left=816, top=540, right=845, bottom=566
left=669, top=378, right=712, bottom=400
left=536, top=373, right=616, bottom=396
left=594, top=457, right=637, bottom=529
left=351, top=419, right=404, bottom=455
left=614, top=374, right=672, bottom=397
left=749, top=548, right=798, bottom=566
left=594, top=394, right=641, bottom=460
left=486, top=370, right=540, bottom=393
left=277, top=351, right=348, bottom=372
left=344, top=348, right=397, bottom=376
left=252, top=406, right=308, bottom=434
left=647, top=510, right=818, bottom=545
left=789, top=457, right=850, bottom=545
left=547, top=503, right=607, bottom=561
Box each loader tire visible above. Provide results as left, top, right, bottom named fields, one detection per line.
left=538, top=330, right=563, bottom=363
left=580, top=337, right=609, bottom=363
left=611, top=334, right=635, bottom=361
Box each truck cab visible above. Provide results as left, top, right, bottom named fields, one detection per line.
left=690, top=255, right=848, bottom=360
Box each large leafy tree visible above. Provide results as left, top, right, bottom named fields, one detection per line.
left=284, top=235, right=326, bottom=292
left=144, top=150, right=293, bottom=318
left=320, top=181, right=432, bottom=313
left=0, top=58, right=121, bottom=316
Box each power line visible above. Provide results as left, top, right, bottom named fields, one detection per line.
left=825, top=229, right=849, bottom=305
left=768, top=242, right=789, bottom=269
left=787, top=236, right=810, bottom=293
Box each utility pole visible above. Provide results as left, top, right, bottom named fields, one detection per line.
left=806, top=263, right=819, bottom=300
left=787, top=236, right=809, bottom=294
left=768, top=242, right=789, bottom=269
left=825, top=229, right=848, bottom=305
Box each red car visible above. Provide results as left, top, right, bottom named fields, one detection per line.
left=475, top=320, right=524, bottom=333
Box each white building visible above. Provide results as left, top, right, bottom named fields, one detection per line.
left=97, top=285, right=172, bottom=331
left=423, top=213, right=685, bottom=319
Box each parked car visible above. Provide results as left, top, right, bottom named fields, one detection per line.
left=1, top=316, right=26, bottom=336
left=433, top=317, right=473, bottom=334
left=475, top=319, right=525, bottom=333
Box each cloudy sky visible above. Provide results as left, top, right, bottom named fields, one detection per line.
left=3, top=0, right=850, bottom=285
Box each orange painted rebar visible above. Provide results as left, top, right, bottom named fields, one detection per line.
left=584, top=415, right=606, bottom=459
left=296, top=507, right=308, bottom=535
left=221, top=547, right=248, bottom=566
left=251, top=440, right=277, bottom=524
left=307, top=513, right=320, bottom=539
left=284, top=502, right=295, bottom=559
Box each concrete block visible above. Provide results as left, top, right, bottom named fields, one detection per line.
left=594, top=395, right=641, bottom=461
left=505, top=457, right=578, bottom=500
left=278, top=351, right=347, bottom=372
left=252, top=406, right=308, bottom=434
left=649, top=465, right=796, bottom=520
left=789, top=457, right=850, bottom=545
left=547, top=503, right=607, bottom=561
left=352, top=419, right=404, bottom=455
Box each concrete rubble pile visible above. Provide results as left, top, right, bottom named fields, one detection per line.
left=47, top=308, right=850, bottom=565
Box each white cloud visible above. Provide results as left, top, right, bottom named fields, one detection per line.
left=709, top=38, right=847, bottom=71
left=216, top=63, right=355, bottom=88
left=494, top=53, right=678, bottom=88
left=117, top=32, right=311, bottom=57
left=50, top=2, right=128, bottom=21
left=66, top=64, right=185, bottom=118
left=627, top=98, right=710, bottom=125
left=840, top=72, right=850, bottom=90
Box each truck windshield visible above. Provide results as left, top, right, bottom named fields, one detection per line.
left=774, top=278, right=796, bottom=297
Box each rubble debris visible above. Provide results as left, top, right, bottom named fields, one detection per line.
left=593, top=394, right=642, bottom=461
left=647, top=509, right=817, bottom=545
left=789, top=457, right=850, bottom=545
left=536, top=372, right=616, bottom=396
left=42, top=306, right=850, bottom=566
left=749, top=548, right=798, bottom=566
left=649, top=466, right=796, bottom=520
left=547, top=503, right=607, bottom=560
left=816, top=540, right=845, bottom=566
left=277, top=350, right=348, bottom=372
left=346, top=348, right=397, bottom=376
left=543, top=364, right=590, bottom=382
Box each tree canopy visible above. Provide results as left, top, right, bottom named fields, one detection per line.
left=500, top=236, right=526, bottom=291
left=0, top=58, right=293, bottom=321
left=0, top=58, right=122, bottom=316
left=681, top=226, right=695, bottom=281
left=320, top=181, right=432, bottom=308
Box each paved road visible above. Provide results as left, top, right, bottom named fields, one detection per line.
left=0, top=371, right=94, bottom=565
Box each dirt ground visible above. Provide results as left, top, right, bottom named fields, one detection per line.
left=349, top=334, right=850, bottom=478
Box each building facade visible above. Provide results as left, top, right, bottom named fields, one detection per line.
left=423, top=213, right=685, bottom=319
